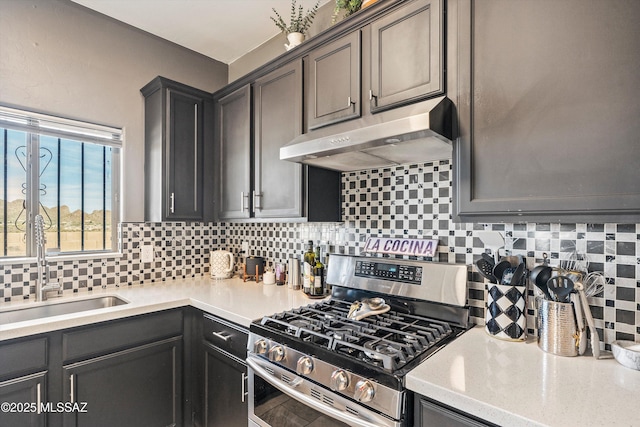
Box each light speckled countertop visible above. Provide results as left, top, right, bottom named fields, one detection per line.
left=0, top=276, right=318, bottom=340
left=3, top=281, right=638, bottom=427
left=406, top=325, right=640, bottom=427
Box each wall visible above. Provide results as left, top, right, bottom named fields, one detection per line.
left=3, top=159, right=638, bottom=350
left=0, top=0, right=228, bottom=222
left=228, top=1, right=336, bottom=83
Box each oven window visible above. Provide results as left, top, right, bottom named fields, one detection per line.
left=253, top=374, right=350, bottom=427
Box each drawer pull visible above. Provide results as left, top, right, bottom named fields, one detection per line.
left=211, top=331, right=231, bottom=342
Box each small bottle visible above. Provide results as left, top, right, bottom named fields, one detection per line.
left=312, top=245, right=325, bottom=296
left=302, top=240, right=315, bottom=294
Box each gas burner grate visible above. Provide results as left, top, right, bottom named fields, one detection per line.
left=259, top=298, right=455, bottom=372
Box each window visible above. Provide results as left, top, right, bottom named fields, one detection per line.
left=0, top=105, right=121, bottom=258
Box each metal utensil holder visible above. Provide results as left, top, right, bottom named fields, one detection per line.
left=536, top=297, right=578, bottom=357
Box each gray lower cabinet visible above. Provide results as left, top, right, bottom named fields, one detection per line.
left=62, top=337, right=182, bottom=427
left=0, top=336, right=48, bottom=427
left=415, top=396, right=495, bottom=427
left=142, top=76, right=213, bottom=222
left=452, top=0, right=640, bottom=222
left=197, top=314, right=248, bottom=427
left=61, top=309, right=184, bottom=427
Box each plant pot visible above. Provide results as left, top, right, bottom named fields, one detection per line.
left=285, top=32, right=305, bottom=51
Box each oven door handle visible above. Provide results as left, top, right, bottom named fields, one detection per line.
left=247, top=356, right=391, bottom=427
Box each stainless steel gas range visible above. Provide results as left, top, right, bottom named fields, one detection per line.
left=247, top=254, right=470, bottom=427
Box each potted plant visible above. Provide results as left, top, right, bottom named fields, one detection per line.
left=332, top=0, right=363, bottom=23
left=271, top=0, right=320, bottom=50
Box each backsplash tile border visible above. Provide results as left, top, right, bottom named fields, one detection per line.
left=1, top=160, right=638, bottom=347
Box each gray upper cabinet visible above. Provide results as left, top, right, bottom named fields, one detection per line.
left=216, top=85, right=252, bottom=220
left=452, top=0, right=640, bottom=222
left=215, top=61, right=341, bottom=222
left=253, top=61, right=304, bottom=218
left=369, top=0, right=443, bottom=112
left=307, top=31, right=361, bottom=130
left=142, top=77, right=212, bottom=222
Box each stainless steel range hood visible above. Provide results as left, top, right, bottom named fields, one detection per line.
left=280, top=96, right=455, bottom=171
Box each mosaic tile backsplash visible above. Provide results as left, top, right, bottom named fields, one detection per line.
left=1, top=160, right=638, bottom=348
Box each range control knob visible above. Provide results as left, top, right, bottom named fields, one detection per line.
left=354, top=380, right=375, bottom=403
left=296, top=356, right=314, bottom=375
left=267, top=345, right=285, bottom=362
left=254, top=339, right=268, bottom=355
left=330, top=370, right=349, bottom=391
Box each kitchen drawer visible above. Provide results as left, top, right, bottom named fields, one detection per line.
left=202, top=314, right=247, bottom=360
left=62, top=309, right=183, bottom=362
left=0, top=337, right=47, bottom=379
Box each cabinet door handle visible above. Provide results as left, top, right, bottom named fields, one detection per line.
left=36, top=382, right=42, bottom=414
left=211, top=331, right=230, bottom=341
left=369, top=90, right=378, bottom=107
left=240, top=192, right=249, bottom=211
left=193, top=104, right=198, bottom=206
left=253, top=191, right=262, bottom=212
left=170, top=192, right=175, bottom=214
left=347, top=96, right=356, bottom=108
left=69, top=374, right=75, bottom=403
left=241, top=372, right=248, bottom=403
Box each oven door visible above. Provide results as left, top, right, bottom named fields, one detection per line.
left=247, top=355, right=401, bottom=427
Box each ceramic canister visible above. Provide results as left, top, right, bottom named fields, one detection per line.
left=210, top=250, right=234, bottom=279
left=485, top=284, right=527, bottom=341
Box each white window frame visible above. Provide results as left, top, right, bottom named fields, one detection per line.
left=0, top=105, right=122, bottom=259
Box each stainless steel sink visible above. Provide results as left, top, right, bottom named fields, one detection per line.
left=0, top=295, right=129, bottom=324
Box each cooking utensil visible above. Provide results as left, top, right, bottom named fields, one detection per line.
left=476, top=258, right=497, bottom=283
left=510, top=262, right=526, bottom=287
left=547, top=276, right=574, bottom=303
left=530, top=253, right=552, bottom=299
left=576, top=281, right=600, bottom=359
left=492, top=260, right=511, bottom=284
left=477, top=230, right=505, bottom=263
left=584, top=271, right=606, bottom=297
left=571, top=292, right=587, bottom=355
left=347, top=298, right=391, bottom=321
left=481, top=252, right=495, bottom=267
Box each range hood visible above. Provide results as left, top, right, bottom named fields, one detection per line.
left=280, top=96, right=455, bottom=171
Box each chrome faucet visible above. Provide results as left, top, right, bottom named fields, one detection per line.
left=34, top=215, right=61, bottom=301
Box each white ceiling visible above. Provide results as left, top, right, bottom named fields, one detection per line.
left=71, top=0, right=330, bottom=64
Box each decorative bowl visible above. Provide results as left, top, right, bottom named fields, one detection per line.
left=611, top=340, right=640, bottom=371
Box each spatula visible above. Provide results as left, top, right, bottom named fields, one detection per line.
left=477, top=231, right=505, bottom=264
left=547, top=276, right=574, bottom=303
left=476, top=258, right=497, bottom=283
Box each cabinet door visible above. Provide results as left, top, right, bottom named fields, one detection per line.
left=167, top=89, right=204, bottom=220
left=216, top=85, right=252, bottom=219
left=453, top=0, right=640, bottom=222
left=202, top=343, right=247, bottom=427
left=370, top=0, right=443, bottom=111
left=253, top=61, right=303, bottom=218
left=0, top=372, right=47, bottom=427
left=307, top=31, right=361, bottom=130
left=62, top=337, right=182, bottom=427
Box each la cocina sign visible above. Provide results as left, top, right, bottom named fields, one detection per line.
left=363, top=237, right=439, bottom=257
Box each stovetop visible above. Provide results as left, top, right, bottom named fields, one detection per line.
left=255, top=298, right=456, bottom=372
left=249, top=254, right=471, bottom=389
